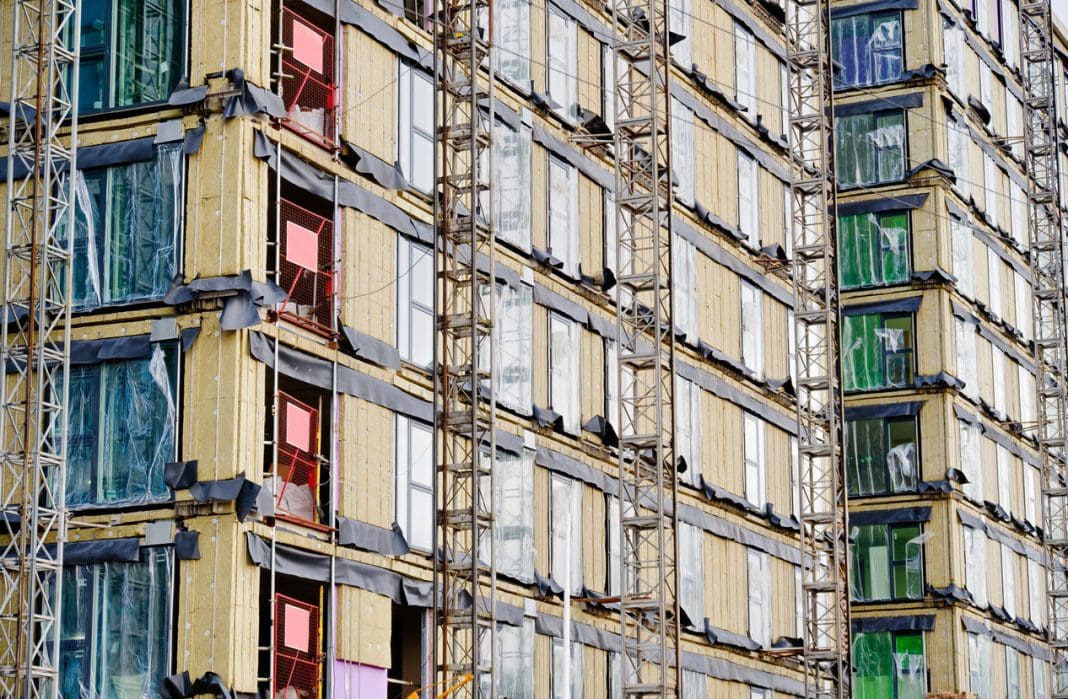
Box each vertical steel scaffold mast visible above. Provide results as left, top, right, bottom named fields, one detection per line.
left=1019, top=2, right=1068, bottom=696
left=610, top=0, right=679, bottom=693
left=785, top=0, right=849, bottom=696
left=434, top=0, right=497, bottom=692
left=0, top=1, right=79, bottom=698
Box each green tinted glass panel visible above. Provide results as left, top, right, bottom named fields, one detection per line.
left=891, top=524, right=922, bottom=599
left=846, top=418, right=888, bottom=496
left=843, top=314, right=884, bottom=391
left=875, top=112, right=906, bottom=182
left=886, top=417, right=918, bottom=492
left=853, top=631, right=894, bottom=698
left=879, top=212, right=910, bottom=283
left=851, top=524, right=891, bottom=601
left=883, top=315, right=914, bottom=387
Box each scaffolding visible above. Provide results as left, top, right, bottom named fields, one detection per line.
left=609, top=0, right=679, bottom=692
left=433, top=0, right=497, bottom=692
left=0, top=1, right=80, bottom=698
left=1018, top=2, right=1068, bottom=696
left=784, top=0, right=849, bottom=696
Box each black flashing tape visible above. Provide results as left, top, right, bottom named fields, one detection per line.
left=66, top=331, right=197, bottom=366
left=842, top=295, right=922, bottom=316
left=834, top=91, right=924, bottom=117
left=63, top=537, right=141, bottom=566
left=189, top=475, right=261, bottom=522
left=835, top=193, right=928, bottom=217
left=676, top=360, right=797, bottom=435
left=341, top=140, right=409, bottom=191
left=845, top=401, right=924, bottom=420
left=850, top=506, right=932, bottom=526
left=175, top=531, right=201, bottom=560
left=958, top=509, right=1045, bottom=564
left=337, top=517, right=411, bottom=556
left=961, top=614, right=1051, bottom=661
left=852, top=614, right=934, bottom=633
left=164, top=460, right=198, bottom=490
left=829, top=0, right=918, bottom=17
left=183, top=125, right=206, bottom=155
left=340, top=325, right=402, bottom=370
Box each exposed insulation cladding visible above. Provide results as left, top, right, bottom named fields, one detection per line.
left=0, top=0, right=1063, bottom=696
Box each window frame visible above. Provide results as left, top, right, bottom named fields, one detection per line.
left=550, top=473, right=584, bottom=593
left=746, top=549, right=771, bottom=646
left=838, top=209, right=913, bottom=290
left=733, top=22, right=757, bottom=118
left=846, top=412, right=921, bottom=497
left=743, top=412, right=766, bottom=508
left=546, top=5, right=578, bottom=122
left=547, top=155, right=580, bottom=277
left=678, top=522, right=705, bottom=625
left=842, top=310, right=916, bottom=392
left=397, top=61, right=435, bottom=194
left=396, top=236, right=433, bottom=368
left=850, top=521, right=924, bottom=602
left=831, top=10, right=905, bottom=91
left=836, top=108, right=908, bottom=188
left=548, top=312, right=581, bottom=434
left=852, top=629, right=927, bottom=698
left=395, top=415, right=434, bottom=552
left=740, top=280, right=764, bottom=375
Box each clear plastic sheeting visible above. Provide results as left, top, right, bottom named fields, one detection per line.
left=493, top=123, right=532, bottom=250
left=831, top=12, right=904, bottom=90
left=67, top=143, right=182, bottom=310
left=58, top=547, right=173, bottom=699
left=495, top=0, right=531, bottom=86
left=850, top=523, right=922, bottom=602
left=492, top=282, right=533, bottom=411
left=839, top=211, right=910, bottom=289
left=843, top=313, right=914, bottom=391
left=64, top=343, right=178, bottom=508
left=967, top=632, right=992, bottom=699
left=846, top=417, right=918, bottom=496
left=852, top=630, right=925, bottom=699
left=490, top=449, right=535, bottom=582
left=836, top=111, right=906, bottom=188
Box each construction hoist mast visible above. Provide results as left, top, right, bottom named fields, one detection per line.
left=433, top=0, right=497, bottom=693
left=785, top=0, right=849, bottom=696
left=1018, top=2, right=1068, bottom=696
left=609, top=0, right=679, bottom=693
left=0, top=1, right=79, bottom=698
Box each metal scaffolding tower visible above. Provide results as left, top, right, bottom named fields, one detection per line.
left=0, top=1, right=79, bottom=698
left=1019, top=2, right=1068, bottom=696
left=609, top=0, right=679, bottom=693
left=785, top=0, right=849, bottom=696
left=433, top=0, right=497, bottom=693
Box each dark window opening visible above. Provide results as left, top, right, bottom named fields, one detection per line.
left=846, top=415, right=920, bottom=496
left=389, top=604, right=428, bottom=696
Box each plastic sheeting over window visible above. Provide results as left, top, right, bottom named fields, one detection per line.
left=852, top=630, right=925, bottom=699
left=842, top=313, right=914, bottom=391
left=551, top=639, right=583, bottom=699
left=836, top=111, right=906, bottom=188
left=58, top=547, right=173, bottom=699
left=678, top=522, right=704, bottom=624
left=493, top=282, right=533, bottom=411
left=967, top=632, right=992, bottom=699
left=68, top=143, right=182, bottom=310
left=494, top=122, right=532, bottom=250
left=549, top=314, right=580, bottom=433
left=831, top=12, right=904, bottom=90
left=492, top=448, right=535, bottom=581
left=846, top=416, right=918, bottom=496
left=963, top=525, right=989, bottom=607
left=495, top=0, right=530, bottom=86
left=63, top=343, right=177, bottom=508
left=673, top=234, right=698, bottom=341
left=850, top=523, right=922, bottom=601
left=550, top=474, right=583, bottom=593
left=839, top=211, right=910, bottom=289
left=675, top=375, right=702, bottom=486
left=492, top=620, right=534, bottom=699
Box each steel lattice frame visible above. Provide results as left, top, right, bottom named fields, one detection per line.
left=433, top=0, right=497, bottom=693
left=1018, top=2, right=1068, bottom=695
left=785, top=0, right=849, bottom=696
left=609, top=0, right=679, bottom=694
left=0, top=1, right=78, bottom=698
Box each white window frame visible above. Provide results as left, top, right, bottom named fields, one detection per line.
left=960, top=419, right=983, bottom=502
left=678, top=522, right=704, bottom=625
left=487, top=281, right=533, bottom=411
left=734, top=22, right=757, bottom=119
left=744, top=412, right=766, bottom=508
left=548, top=155, right=580, bottom=276
left=672, top=100, right=695, bottom=206
left=395, top=415, right=434, bottom=551
left=967, top=632, right=991, bottom=699
left=397, top=62, right=434, bottom=194
left=547, top=6, right=577, bottom=121
left=963, top=525, right=988, bottom=607
left=1024, top=462, right=1040, bottom=527
left=550, top=474, right=584, bottom=593
left=551, top=638, right=583, bottom=699
left=1028, top=557, right=1045, bottom=628
left=668, top=0, right=691, bottom=66
left=673, top=232, right=697, bottom=340
left=1006, top=646, right=1021, bottom=699
left=549, top=313, right=581, bottom=433
left=747, top=549, right=771, bottom=646
left=1019, top=364, right=1035, bottom=427
left=944, top=19, right=964, bottom=97
left=951, top=216, right=973, bottom=297
left=397, top=236, right=433, bottom=367
left=740, top=281, right=764, bottom=375
left=778, top=61, right=789, bottom=139
left=1001, top=543, right=1017, bottom=619
left=737, top=150, right=760, bottom=248
left=955, top=317, right=978, bottom=400
left=676, top=375, right=702, bottom=486
left=1034, top=655, right=1049, bottom=699
left=1013, top=266, right=1031, bottom=340
left=493, top=121, right=533, bottom=250
left=782, top=183, right=793, bottom=258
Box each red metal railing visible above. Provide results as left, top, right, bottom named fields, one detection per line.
left=281, top=8, right=337, bottom=149
left=274, top=594, right=320, bottom=699
left=274, top=392, right=320, bottom=525
left=279, top=198, right=334, bottom=336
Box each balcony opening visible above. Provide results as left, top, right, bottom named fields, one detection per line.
left=268, top=182, right=336, bottom=337
left=277, top=2, right=337, bottom=149
left=264, top=373, right=332, bottom=530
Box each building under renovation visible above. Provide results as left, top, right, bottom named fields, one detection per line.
left=0, top=0, right=1066, bottom=697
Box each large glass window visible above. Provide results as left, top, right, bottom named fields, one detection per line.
left=846, top=414, right=919, bottom=496
left=547, top=6, right=578, bottom=121
left=746, top=549, right=771, bottom=646
left=963, top=525, right=989, bottom=607
left=678, top=522, right=704, bottom=624
left=67, top=144, right=183, bottom=310
left=967, top=632, right=991, bottom=699
left=70, top=0, right=185, bottom=113
left=549, top=313, right=581, bottom=433
left=397, top=237, right=433, bottom=368
left=850, top=522, right=923, bottom=601
left=495, top=0, right=531, bottom=86
left=58, top=547, right=173, bottom=699
left=673, top=233, right=697, bottom=341
left=486, top=282, right=533, bottom=411
left=548, top=156, right=579, bottom=276
left=676, top=375, right=702, bottom=486
left=484, top=448, right=535, bottom=581
left=740, top=281, right=764, bottom=375
left=398, top=62, right=434, bottom=193
left=737, top=151, right=760, bottom=247
left=852, top=630, right=926, bottom=699
left=64, top=343, right=177, bottom=508
left=743, top=413, right=766, bottom=507
left=550, top=474, right=583, bottom=593
left=494, top=123, right=533, bottom=250
left=734, top=23, right=756, bottom=117
left=395, top=416, right=434, bottom=551
left=839, top=211, right=910, bottom=289
left=831, top=12, right=904, bottom=90
left=836, top=110, right=906, bottom=188
left=842, top=312, right=914, bottom=392
left=672, top=101, right=695, bottom=206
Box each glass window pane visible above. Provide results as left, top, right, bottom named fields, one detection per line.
left=851, top=525, right=891, bottom=600
left=886, top=417, right=918, bottom=492
left=853, top=631, right=894, bottom=698
left=878, top=212, right=910, bottom=283
left=846, top=418, right=888, bottom=495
